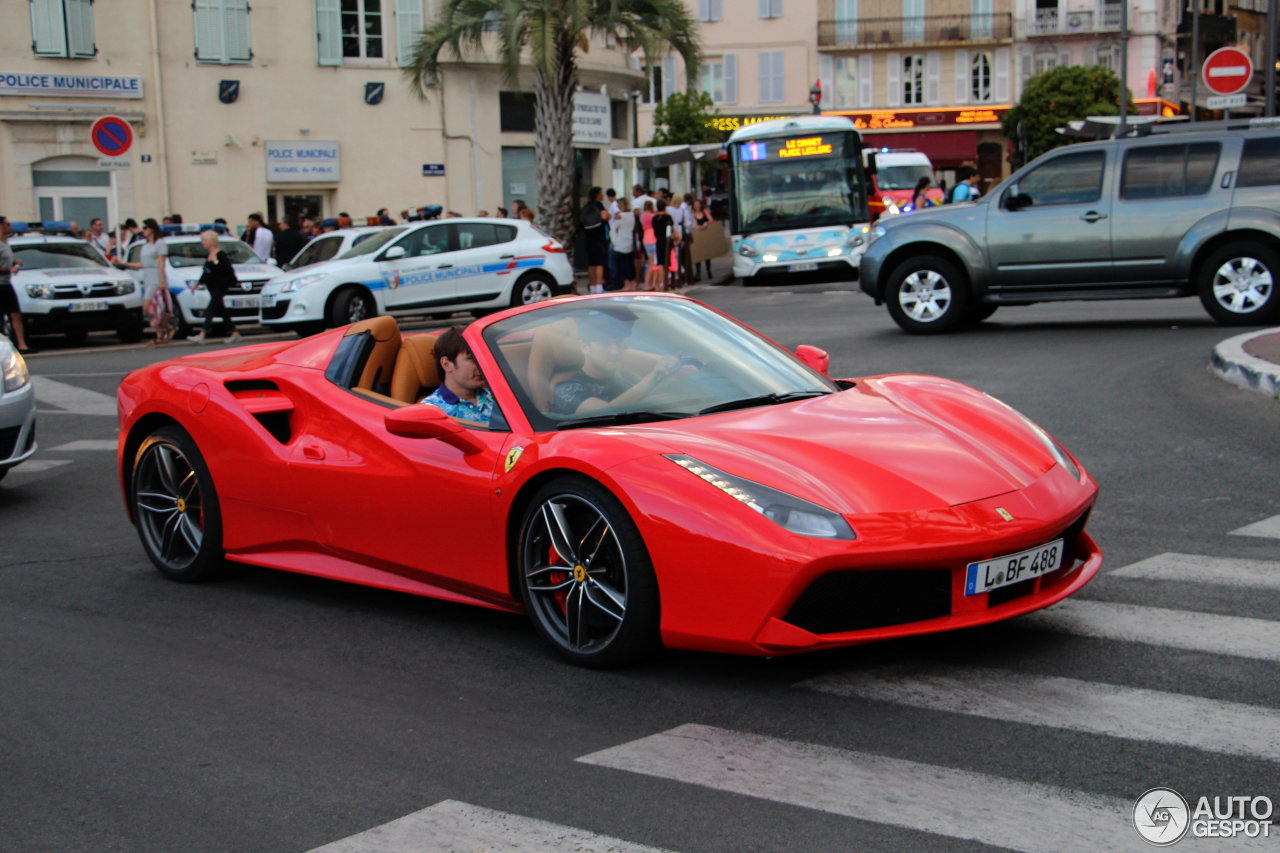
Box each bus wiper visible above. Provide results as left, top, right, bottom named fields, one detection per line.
left=556, top=411, right=689, bottom=430
left=698, top=391, right=830, bottom=416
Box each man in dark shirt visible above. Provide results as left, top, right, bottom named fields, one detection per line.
left=551, top=313, right=680, bottom=415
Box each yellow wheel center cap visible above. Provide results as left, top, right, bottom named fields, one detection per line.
left=176, top=498, right=187, bottom=513
left=573, top=565, right=586, bottom=582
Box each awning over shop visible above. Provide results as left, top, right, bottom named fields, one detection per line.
left=863, top=130, right=979, bottom=164
left=608, top=143, right=723, bottom=167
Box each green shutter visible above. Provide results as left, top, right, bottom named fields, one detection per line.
left=224, top=0, right=251, bottom=63
left=193, top=0, right=224, bottom=61
left=395, top=0, right=423, bottom=68
left=64, top=0, right=96, bottom=58
left=315, top=0, right=342, bottom=66
left=30, top=0, right=68, bottom=57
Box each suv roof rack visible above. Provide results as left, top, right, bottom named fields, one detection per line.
left=1124, top=116, right=1280, bottom=137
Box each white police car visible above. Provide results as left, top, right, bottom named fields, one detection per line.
left=259, top=218, right=573, bottom=334
left=125, top=225, right=279, bottom=335
left=281, top=225, right=388, bottom=271
left=0, top=336, right=36, bottom=483
left=8, top=222, right=143, bottom=344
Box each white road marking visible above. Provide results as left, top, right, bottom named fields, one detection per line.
left=578, top=724, right=1150, bottom=853
left=304, top=799, right=677, bottom=853
left=801, top=664, right=1280, bottom=762
left=1230, top=515, right=1280, bottom=540
left=45, top=440, right=118, bottom=452
left=1019, top=599, right=1280, bottom=663
left=1110, top=553, right=1280, bottom=591
left=32, top=376, right=118, bottom=416
left=7, top=459, right=72, bottom=473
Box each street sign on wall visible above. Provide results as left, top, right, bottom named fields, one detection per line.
left=1202, top=47, right=1253, bottom=96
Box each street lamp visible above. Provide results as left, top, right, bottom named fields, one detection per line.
left=809, top=80, right=822, bottom=114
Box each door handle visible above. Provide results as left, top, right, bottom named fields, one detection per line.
left=499, top=253, right=515, bottom=259
left=302, top=444, right=325, bottom=460
left=436, top=263, right=453, bottom=269
left=1080, top=211, right=1108, bottom=223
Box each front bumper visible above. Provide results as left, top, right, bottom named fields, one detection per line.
left=0, top=383, right=38, bottom=470
left=23, top=304, right=142, bottom=335
left=734, top=254, right=861, bottom=283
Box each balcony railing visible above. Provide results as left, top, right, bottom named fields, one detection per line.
left=817, top=15, right=1013, bottom=48
left=1029, top=5, right=1122, bottom=34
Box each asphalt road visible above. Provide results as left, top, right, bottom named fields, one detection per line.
left=2, top=288, right=1277, bottom=853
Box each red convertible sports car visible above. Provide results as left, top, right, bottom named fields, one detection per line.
left=117, top=293, right=1101, bottom=666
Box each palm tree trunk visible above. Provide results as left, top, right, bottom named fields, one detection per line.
left=532, top=35, right=578, bottom=265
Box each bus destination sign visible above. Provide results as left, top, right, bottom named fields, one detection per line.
left=779, top=137, right=834, bottom=158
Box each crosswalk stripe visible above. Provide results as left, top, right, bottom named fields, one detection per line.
left=578, top=723, right=1153, bottom=853
left=1231, top=515, right=1280, bottom=540
left=304, top=799, right=677, bottom=853
left=32, top=376, right=118, bottom=416
left=1109, top=553, right=1280, bottom=591
left=45, top=440, right=118, bottom=452
left=801, top=664, right=1280, bottom=762
left=7, top=459, right=72, bottom=474
left=1019, top=599, right=1280, bottom=663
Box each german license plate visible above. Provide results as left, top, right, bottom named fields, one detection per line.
left=965, top=539, right=1064, bottom=596
left=260, top=295, right=276, bottom=308
left=787, top=262, right=818, bottom=272
left=227, top=296, right=260, bottom=309
left=69, top=300, right=108, bottom=312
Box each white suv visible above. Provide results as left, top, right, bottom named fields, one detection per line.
left=8, top=227, right=143, bottom=344
left=259, top=218, right=573, bottom=334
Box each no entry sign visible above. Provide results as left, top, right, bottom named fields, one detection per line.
left=1202, top=47, right=1253, bottom=96
left=90, top=115, right=134, bottom=157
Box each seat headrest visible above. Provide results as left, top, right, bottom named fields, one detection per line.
left=348, top=315, right=402, bottom=395
left=390, top=334, right=440, bottom=403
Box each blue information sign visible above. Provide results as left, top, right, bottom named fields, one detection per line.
left=422, top=163, right=445, bottom=177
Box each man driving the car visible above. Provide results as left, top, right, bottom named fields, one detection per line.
left=551, top=313, right=686, bottom=415
left=421, top=325, right=494, bottom=427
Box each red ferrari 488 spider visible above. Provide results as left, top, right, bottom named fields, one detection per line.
left=118, top=294, right=1101, bottom=666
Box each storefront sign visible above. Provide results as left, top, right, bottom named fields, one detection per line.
left=265, top=141, right=340, bottom=183
left=826, top=105, right=1010, bottom=131
left=0, top=72, right=143, bottom=99
left=573, top=91, right=612, bottom=146
left=705, top=114, right=793, bottom=133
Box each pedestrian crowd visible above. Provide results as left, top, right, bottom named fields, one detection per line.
left=580, top=184, right=717, bottom=294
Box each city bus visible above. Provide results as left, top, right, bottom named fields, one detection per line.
left=726, top=115, right=873, bottom=283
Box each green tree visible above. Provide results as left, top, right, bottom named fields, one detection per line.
left=404, top=0, right=701, bottom=257
left=648, top=90, right=722, bottom=146
left=1002, top=65, right=1134, bottom=168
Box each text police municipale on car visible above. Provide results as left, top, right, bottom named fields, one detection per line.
left=126, top=226, right=279, bottom=337
left=117, top=293, right=1101, bottom=667
left=0, top=336, right=36, bottom=483
left=8, top=223, right=144, bottom=344
left=257, top=218, right=573, bottom=335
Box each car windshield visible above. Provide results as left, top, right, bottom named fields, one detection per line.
left=484, top=297, right=837, bottom=431
left=167, top=239, right=261, bottom=267
left=876, top=164, right=934, bottom=190
left=339, top=226, right=407, bottom=258
left=13, top=242, right=109, bottom=270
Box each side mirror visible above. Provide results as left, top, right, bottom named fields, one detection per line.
left=385, top=405, right=484, bottom=454
left=865, top=151, right=879, bottom=176
left=268, top=257, right=280, bottom=266
left=794, top=344, right=830, bottom=377
left=381, top=245, right=407, bottom=261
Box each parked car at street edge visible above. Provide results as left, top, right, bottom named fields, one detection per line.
left=281, top=225, right=389, bottom=272
left=258, top=217, right=573, bottom=335
left=0, top=336, right=36, bottom=483
left=126, top=228, right=279, bottom=336
left=860, top=118, right=1280, bottom=332
left=8, top=225, right=144, bottom=344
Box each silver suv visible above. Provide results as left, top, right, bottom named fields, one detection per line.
left=860, top=118, right=1280, bottom=332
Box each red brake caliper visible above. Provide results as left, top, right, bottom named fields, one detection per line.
left=546, top=545, right=569, bottom=613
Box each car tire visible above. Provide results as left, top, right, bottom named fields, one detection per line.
left=175, top=314, right=194, bottom=340
left=117, top=316, right=145, bottom=344
left=517, top=476, right=661, bottom=667
left=329, top=287, right=375, bottom=328
left=292, top=321, right=326, bottom=338
left=1197, top=242, right=1280, bottom=326
left=130, top=426, right=227, bottom=582
left=885, top=255, right=972, bottom=334
left=511, top=271, right=557, bottom=307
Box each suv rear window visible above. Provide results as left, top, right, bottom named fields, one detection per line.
left=1237, top=136, right=1280, bottom=188
left=1121, top=142, right=1220, bottom=199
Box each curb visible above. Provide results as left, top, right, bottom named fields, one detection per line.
left=1210, top=328, right=1280, bottom=399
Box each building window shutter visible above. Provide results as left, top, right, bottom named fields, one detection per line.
left=834, top=0, right=857, bottom=42
left=724, top=53, right=737, bottom=104
left=954, top=49, right=969, bottom=104
left=224, top=0, right=252, bottom=63
left=30, top=0, right=67, bottom=57
left=858, top=54, right=873, bottom=107
left=396, top=0, right=423, bottom=67
left=711, top=0, right=723, bottom=19
left=64, top=0, right=96, bottom=58
left=698, top=0, right=710, bottom=20
left=819, top=54, right=833, bottom=110
left=315, top=0, right=342, bottom=65
left=663, top=55, right=677, bottom=95
left=193, top=0, right=224, bottom=61
left=994, top=47, right=1010, bottom=101
left=886, top=52, right=901, bottom=107
left=925, top=50, right=941, bottom=105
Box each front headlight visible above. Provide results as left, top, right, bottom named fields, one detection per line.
left=25, top=284, right=53, bottom=299
left=2, top=348, right=30, bottom=392
left=113, top=280, right=135, bottom=295
left=844, top=226, right=869, bottom=249
left=666, top=455, right=855, bottom=540
left=985, top=396, right=1082, bottom=481
left=737, top=244, right=758, bottom=258
left=280, top=272, right=328, bottom=293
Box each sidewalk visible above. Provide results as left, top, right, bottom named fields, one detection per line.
left=1211, top=328, right=1280, bottom=398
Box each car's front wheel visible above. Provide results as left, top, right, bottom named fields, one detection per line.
left=885, top=255, right=972, bottom=334
left=1198, top=242, right=1280, bottom=326
left=329, top=287, right=375, bottom=328
left=131, top=426, right=226, bottom=582
left=511, top=272, right=558, bottom=307
left=517, top=477, right=660, bottom=667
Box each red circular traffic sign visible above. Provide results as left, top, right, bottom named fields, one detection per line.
left=90, top=115, right=134, bottom=157
left=1202, top=47, right=1253, bottom=96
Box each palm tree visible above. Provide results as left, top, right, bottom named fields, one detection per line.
left=404, top=0, right=701, bottom=258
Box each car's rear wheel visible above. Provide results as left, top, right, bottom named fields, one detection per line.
left=329, top=287, right=375, bottom=328
left=511, top=272, right=557, bottom=307
left=885, top=255, right=971, bottom=334
left=131, top=426, right=226, bottom=582
left=117, top=315, right=145, bottom=343
left=517, top=477, right=660, bottom=667
left=1198, top=242, right=1280, bottom=326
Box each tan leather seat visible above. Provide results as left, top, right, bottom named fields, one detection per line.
left=345, top=315, right=401, bottom=398
left=390, top=334, right=440, bottom=403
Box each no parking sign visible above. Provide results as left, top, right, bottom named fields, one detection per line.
left=90, top=115, right=134, bottom=158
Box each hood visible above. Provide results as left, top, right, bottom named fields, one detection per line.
left=232, top=263, right=278, bottom=279
left=627, top=375, right=1057, bottom=514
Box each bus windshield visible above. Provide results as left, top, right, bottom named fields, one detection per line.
left=731, top=130, right=868, bottom=234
